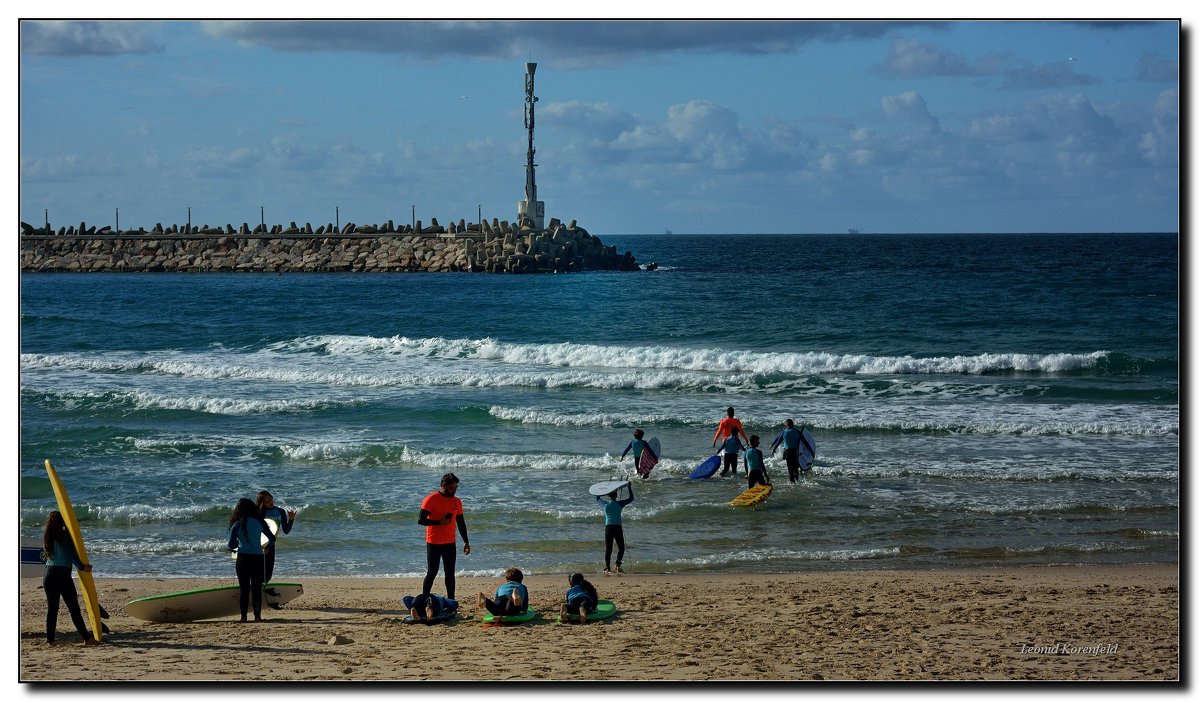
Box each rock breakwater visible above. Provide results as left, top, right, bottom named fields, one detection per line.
left=19, top=217, right=641, bottom=273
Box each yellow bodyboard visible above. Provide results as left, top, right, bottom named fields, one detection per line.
left=44, top=459, right=103, bottom=642
left=730, top=484, right=773, bottom=508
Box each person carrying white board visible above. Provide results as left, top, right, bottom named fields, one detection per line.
left=770, top=419, right=805, bottom=483
left=226, top=498, right=277, bottom=622
left=596, top=482, right=635, bottom=575
left=255, top=490, right=296, bottom=583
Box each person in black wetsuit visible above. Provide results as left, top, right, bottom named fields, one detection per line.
left=41, top=511, right=99, bottom=645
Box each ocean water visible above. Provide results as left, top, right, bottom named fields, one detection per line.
left=18, top=233, right=1179, bottom=579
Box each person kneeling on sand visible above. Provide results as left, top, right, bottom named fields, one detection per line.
left=477, top=567, right=529, bottom=621
left=560, top=572, right=599, bottom=624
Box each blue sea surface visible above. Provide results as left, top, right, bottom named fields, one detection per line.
left=19, top=233, right=1179, bottom=578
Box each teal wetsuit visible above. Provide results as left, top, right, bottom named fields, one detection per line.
left=596, top=484, right=635, bottom=571
left=744, top=446, right=769, bottom=488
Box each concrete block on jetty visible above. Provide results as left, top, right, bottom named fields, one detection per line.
left=19, top=217, right=642, bottom=274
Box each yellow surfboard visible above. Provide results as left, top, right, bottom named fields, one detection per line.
left=730, top=483, right=773, bottom=508
left=44, top=459, right=103, bottom=642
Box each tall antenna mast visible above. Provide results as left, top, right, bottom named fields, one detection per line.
left=518, top=62, right=545, bottom=231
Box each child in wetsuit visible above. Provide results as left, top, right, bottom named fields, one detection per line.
left=620, top=428, right=657, bottom=478
left=744, top=435, right=771, bottom=489
left=404, top=592, right=457, bottom=624
left=477, top=567, right=529, bottom=619
left=41, top=511, right=99, bottom=645
left=719, top=432, right=746, bottom=477
left=560, top=572, right=599, bottom=624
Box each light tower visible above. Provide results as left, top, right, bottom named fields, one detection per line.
left=518, top=62, right=545, bottom=231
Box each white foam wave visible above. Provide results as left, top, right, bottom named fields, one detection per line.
left=486, top=403, right=1177, bottom=438
left=90, top=537, right=227, bottom=556
left=261, top=335, right=1113, bottom=376
left=661, top=545, right=902, bottom=568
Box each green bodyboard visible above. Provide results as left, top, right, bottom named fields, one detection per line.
left=557, top=599, right=617, bottom=622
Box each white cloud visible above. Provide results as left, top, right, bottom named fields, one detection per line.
left=881, top=91, right=941, bottom=134
left=20, top=21, right=163, bottom=56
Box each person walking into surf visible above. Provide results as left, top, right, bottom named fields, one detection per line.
left=418, top=473, right=471, bottom=600
left=718, top=431, right=747, bottom=477
left=712, top=406, right=749, bottom=446
left=619, top=428, right=658, bottom=479
left=41, top=511, right=100, bottom=645
left=227, top=497, right=276, bottom=622
left=596, top=482, right=635, bottom=574
left=255, top=490, right=296, bottom=583
left=744, top=435, right=771, bottom=489
left=770, top=419, right=806, bottom=483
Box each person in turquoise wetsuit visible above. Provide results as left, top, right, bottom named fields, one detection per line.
left=41, top=511, right=99, bottom=645
left=560, top=572, right=599, bottom=624
left=743, top=435, right=771, bottom=489
left=596, top=482, right=635, bottom=574
left=719, top=432, right=746, bottom=477
left=226, top=498, right=277, bottom=622
left=477, top=567, right=529, bottom=619
left=619, top=428, right=658, bottom=478
left=770, top=419, right=806, bottom=483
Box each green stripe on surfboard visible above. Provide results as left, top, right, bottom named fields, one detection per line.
left=556, top=599, right=617, bottom=622
left=481, top=607, right=536, bottom=624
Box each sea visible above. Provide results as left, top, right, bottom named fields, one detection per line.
left=18, top=233, right=1180, bottom=580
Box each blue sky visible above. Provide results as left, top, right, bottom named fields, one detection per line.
left=15, top=19, right=1182, bottom=234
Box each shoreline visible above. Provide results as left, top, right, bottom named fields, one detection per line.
left=19, top=563, right=1179, bottom=681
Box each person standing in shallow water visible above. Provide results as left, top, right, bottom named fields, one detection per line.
left=619, top=428, right=658, bottom=479
left=596, top=482, right=634, bottom=575
left=770, top=418, right=805, bottom=483
left=227, top=498, right=276, bottom=622
left=255, top=490, right=296, bottom=583
left=418, top=473, right=471, bottom=600
left=41, top=511, right=99, bottom=645
left=712, top=406, right=749, bottom=447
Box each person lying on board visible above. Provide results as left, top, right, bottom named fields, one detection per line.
left=476, top=567, right=529, bottom=620
left=403, top=592, right=458, bottom=624
left=560, top=572, right=599, bottom=624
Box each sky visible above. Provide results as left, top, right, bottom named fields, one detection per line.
left=13, top=18, right=1183, bottom=236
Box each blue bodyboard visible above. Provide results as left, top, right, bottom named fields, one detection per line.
left=688, top=454, right=721, bottom=480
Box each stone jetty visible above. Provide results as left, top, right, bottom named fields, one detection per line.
left=19, top=216, right=642, bottom=273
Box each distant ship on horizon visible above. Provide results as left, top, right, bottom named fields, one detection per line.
left=848, top=227, right=861, bottom=234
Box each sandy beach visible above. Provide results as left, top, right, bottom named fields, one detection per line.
left=17, top=564, right=1178, bottom=682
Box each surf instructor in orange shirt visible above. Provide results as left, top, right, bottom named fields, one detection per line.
left=712, top=406, right=750, bottom=447
left=418, top=473, right=470, bottom=600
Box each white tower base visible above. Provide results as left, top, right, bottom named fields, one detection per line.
left=518, top=200, right=545, bottom=231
